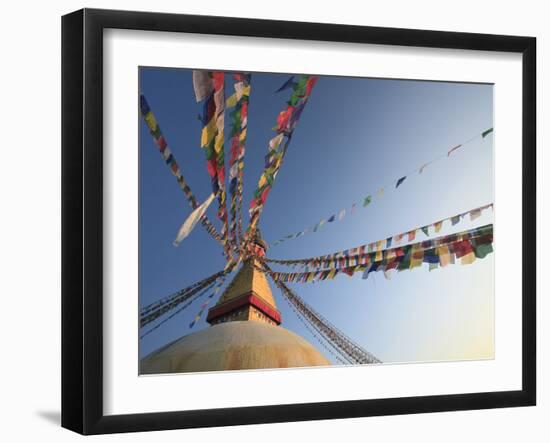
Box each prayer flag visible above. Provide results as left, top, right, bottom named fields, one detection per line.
left=419, top=162, right=430, bottom=174
left=421, top=226, right=430, bottom=237
left=201, top=118, right=217, bottom=147
left=410, top=246, right=424, bottom=269
left=192, top=71, right=213, bottom=102
left=144, top=112, right=157, bottom=132
left=269, top=133, right=285, bottom=151
left=396, top=176, right=407, bottom=188
left=226, top=93, right=238, bottom=108
left=363, top=195, right=372, bottom=207
left=173, top=192, right=217, bottom=246
left=470, top=208, right=482, bottom=221
left=276, top=76, right=296, bottom=92
left=482, top=127, right=494, bottom=138
left=474, top=242, right=493, bottom=259
left=447, top=144, right=462, bottom=156
left=434, top=221, right=443, bottom=233
left=139, top=94, right=150, bottom=115
left=461, top=251, right=476, bottom=265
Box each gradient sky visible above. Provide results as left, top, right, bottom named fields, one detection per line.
left=139, top=67, right=494, bottom=365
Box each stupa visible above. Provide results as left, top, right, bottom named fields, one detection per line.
left=140, top=234, right=330, bottom=374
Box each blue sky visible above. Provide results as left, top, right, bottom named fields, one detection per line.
left=139, top=67, right=494, bottom=365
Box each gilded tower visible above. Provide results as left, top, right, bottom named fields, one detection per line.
left=207, top=236, right=281, bottom=326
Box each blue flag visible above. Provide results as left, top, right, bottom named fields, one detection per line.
left=396, top=176, right=407, bottom=188
left=276, top=76, right=296, bottom=93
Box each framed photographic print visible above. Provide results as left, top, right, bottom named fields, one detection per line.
left=61, top=8, right=536, bottom=435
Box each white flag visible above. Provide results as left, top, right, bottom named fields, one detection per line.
left=192, top=71, right=213, bottom=102
left=173, top=193, right=216, bottom=246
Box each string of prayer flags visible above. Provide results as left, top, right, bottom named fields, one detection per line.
left=245, top=74, right=318, bottom=248
left=139, top=94, right=224, bottom=247
left=227, top=73, right=251, bottom=247
left=189, top=276, right=227, bottom=329
left=265, top=204, right=493, bottom=269
left=264, top=224, right=493, bottom=284
left=193, top=71, right=231, bottom=256
left=269, top=127, right=494, bottom=248
left=139, top=279, right=220, bottom=339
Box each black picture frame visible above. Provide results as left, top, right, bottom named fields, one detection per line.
left=62, top=8, right=536, bottom=435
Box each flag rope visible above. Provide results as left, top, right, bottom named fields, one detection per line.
left=139, top=94, right=225, bottom=249
left=241, top=75, right=319, bottom=258
left=269, top=128, right=494, bottom=247
left=262, top=224, right=493, bottom=284
left=194, top=71, right=232, bottom=258
left=277, top=281, right=352, bottom=365
left=265, top=203, right=493, bottom=268
left=140, top=280, right=219, bottom=340
left=140, top=269, right=230, bottom=327
left=264, top=262, right=381, bottom=365
left=227, top=74, right=252, bottom=248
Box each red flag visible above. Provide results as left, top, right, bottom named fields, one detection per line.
left=305, top=76, right=318, bottom=97
left=276, top=106, right=294, bottom=132
left=212, top=72, right=224, bottom=91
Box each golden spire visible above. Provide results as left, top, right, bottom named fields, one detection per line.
left=206, top=232, right=281, bottom=326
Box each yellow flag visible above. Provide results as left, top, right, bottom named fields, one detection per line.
left=201, top=118, right=217, bottom=147
left=226, top=93, right=238, bottom=108
left=214, top=132, right=224, bottom=153
left=258, top=174, right=267, bottom=188
left=410, top=245, right=423, bottom=268
left=144, top=112, right=157, bottom=131
left=461, top=252, right=476, bottom=265
left=437, top=246, right=451, bottom=267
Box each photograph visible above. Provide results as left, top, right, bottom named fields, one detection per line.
left=138, top=67, right=495, bottom=375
